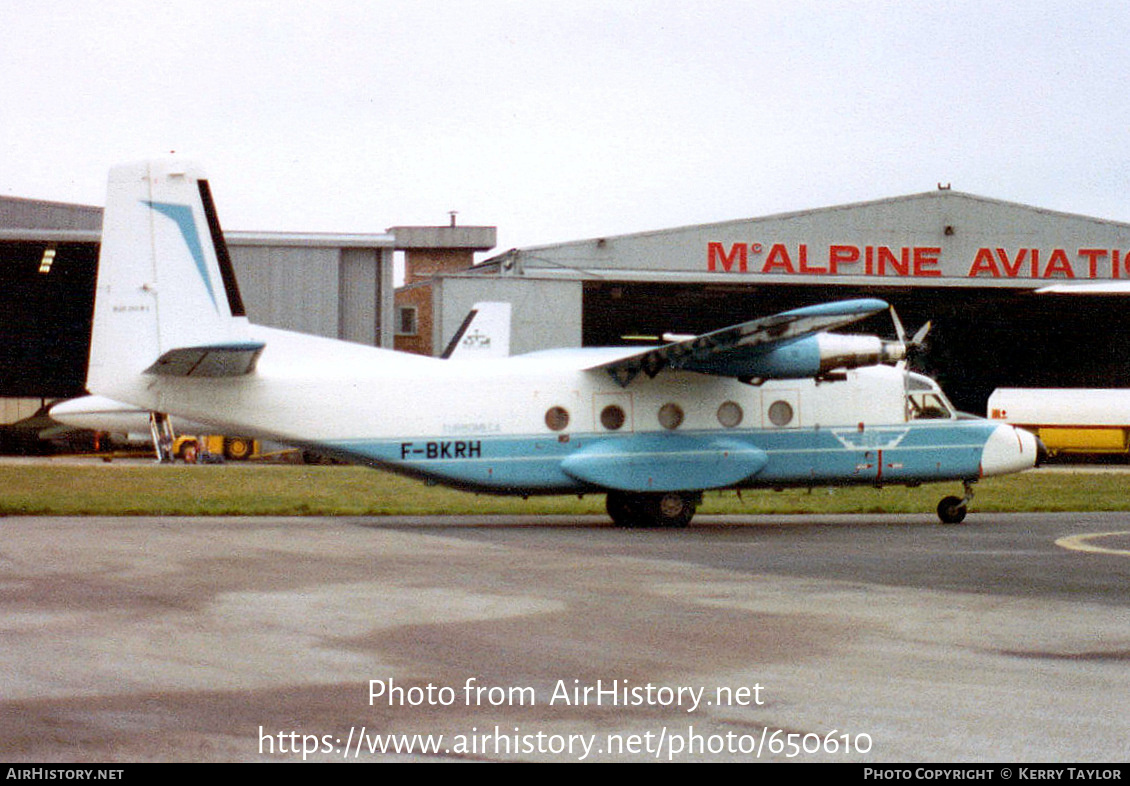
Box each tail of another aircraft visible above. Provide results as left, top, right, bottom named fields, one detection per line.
left=441, top=302, right=512, bottom=359
left=87, top=159, right=259, bottom=402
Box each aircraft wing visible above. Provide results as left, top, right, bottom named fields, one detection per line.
left=589, top=298, right=889, bottom=386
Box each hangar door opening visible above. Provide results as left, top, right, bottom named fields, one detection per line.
left=0, top=241, right=98, bottom=398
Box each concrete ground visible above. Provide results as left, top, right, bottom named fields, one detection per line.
left=1, top=511, right=1128, bottom=762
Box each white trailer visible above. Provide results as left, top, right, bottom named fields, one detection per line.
left=988, top=388, right=1130, bottom=457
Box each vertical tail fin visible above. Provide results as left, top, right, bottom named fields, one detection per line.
left=441, top=302, right=512, bottom=359
left=87, top=159, right=259, bottom=400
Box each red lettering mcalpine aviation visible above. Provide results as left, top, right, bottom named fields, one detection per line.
left=707, top=243, right=1130, bottom=280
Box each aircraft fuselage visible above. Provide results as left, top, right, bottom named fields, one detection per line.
left=119, top=325, right=1034, bottom=497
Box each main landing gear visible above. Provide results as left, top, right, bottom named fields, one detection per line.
left=606, top=490, right=701, bottom=528
left=936, top=480, right=976, bottom=525
left=608, top=482, right=980, bottom=527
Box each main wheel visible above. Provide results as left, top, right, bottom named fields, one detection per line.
left=646, top=492, right=697, bottom=528
left=606, top=492, right=644, bottom=528
left=937, top=495, right=967, bottom=524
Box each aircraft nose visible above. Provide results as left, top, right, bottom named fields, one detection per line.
left=980, top=423, right=1041, bottom=477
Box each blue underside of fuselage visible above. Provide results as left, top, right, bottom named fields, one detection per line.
left=321, top=420, right=995, bottom=495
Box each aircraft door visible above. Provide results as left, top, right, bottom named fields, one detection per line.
left=593, top=392, right=634, bottom=433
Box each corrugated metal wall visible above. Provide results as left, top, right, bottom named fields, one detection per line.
left=338, top=248, right=379, bottom=345
left=230, top=246, right=341, bottom=338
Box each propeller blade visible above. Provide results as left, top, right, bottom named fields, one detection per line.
left=911, top=320, right=932, bottom=347
left=886, top=307, right=931, bottom=362
left=890, top=306, right=907, bottom=345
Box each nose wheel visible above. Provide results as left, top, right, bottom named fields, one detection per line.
left=937, top=480, right=976, bottom=524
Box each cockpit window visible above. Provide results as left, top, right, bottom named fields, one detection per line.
left=906, top=375, right=934, bottom=391
left=904, top=372, right=957, bottom=420
left=907, top=392, right=954, bottom=420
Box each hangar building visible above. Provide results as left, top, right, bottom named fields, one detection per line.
left=424, top=189, right=1130, bottom=415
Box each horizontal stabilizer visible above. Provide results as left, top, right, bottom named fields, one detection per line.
left=144, top=342, right=266, bottom=377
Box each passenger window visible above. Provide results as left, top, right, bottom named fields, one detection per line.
left=600, top=405, right=626, bottom=430
left=658, top=403, right=684, bottom=430
left=767, top=400, right=794, bottom=427
left=545, top=406, right=570, bottom=431
left=717, top=401, right=743, bottom=428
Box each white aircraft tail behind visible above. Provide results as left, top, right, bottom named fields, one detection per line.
left=88, top=159, right=258, bottom=403
left=441, top=302, right=511, bottom=359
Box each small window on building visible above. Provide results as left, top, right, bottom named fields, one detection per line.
left=396, top=306, right=418, bottom=336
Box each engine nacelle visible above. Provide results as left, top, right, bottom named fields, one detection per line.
left=681, top=332, right=902, bottom=380
left=813, top=333, right=905, bottom=373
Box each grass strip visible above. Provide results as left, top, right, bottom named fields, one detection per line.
left=0, top=465, right=1126, bottom=517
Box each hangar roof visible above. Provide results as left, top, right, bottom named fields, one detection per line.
left=482, top=190, right=1130, bottom=289
left=0, top=195, right=102, bottom=232
left=0, top=195, right=103, bottom=242
left=0, top=195, right=395, bottom=247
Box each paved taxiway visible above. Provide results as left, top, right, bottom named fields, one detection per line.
left=2, top=511, right=1129, bottom=762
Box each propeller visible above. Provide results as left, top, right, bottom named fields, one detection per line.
left=885, top=307, right=935, bottom=420
left=885, top=306, right=931, bottom=368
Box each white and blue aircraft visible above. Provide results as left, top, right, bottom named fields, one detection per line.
left=80, top=159, right=1042, bottom=526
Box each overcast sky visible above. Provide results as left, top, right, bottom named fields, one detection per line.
left=2, top=1, right=1128, bottom=253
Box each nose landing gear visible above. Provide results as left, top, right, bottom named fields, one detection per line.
left=937, top=480, right=976, bottom=524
